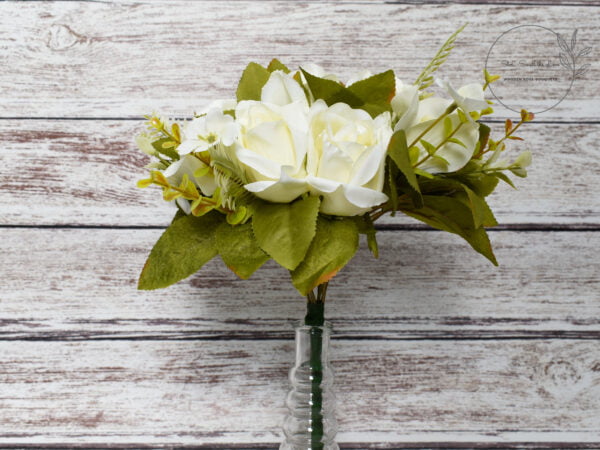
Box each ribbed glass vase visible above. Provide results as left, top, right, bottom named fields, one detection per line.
left=280, top=321, right=339, bottom=450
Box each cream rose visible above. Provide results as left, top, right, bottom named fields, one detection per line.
left=233, top=71, right=392, bottom=216
left=306, top=100, right=392, bottom=216
left=233, top=71, right=311, bottom=203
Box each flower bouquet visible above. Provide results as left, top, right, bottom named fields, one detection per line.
left=135, top=26, right=531, bottom=449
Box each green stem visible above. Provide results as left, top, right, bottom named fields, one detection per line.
left=304, top=283, right=327, bottom=449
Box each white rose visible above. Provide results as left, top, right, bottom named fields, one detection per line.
left=234, top=71, right=311, bottom=203
left=306, top=100, right=392, bottom=216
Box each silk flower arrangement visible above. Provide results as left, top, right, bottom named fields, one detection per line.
left=134, top=27, right=532, bottom=448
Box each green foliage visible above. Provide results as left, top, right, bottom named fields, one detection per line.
left=300, top=68, right=394, bottom=118
left=291, top=217, right=359, bottom=295
left=347, top=70, right=395, bottom=115
left=252, top=196, right=320, bottom=270
left=236, top=62, right=271, bottom=102
left=138, top=211, right=223, bottom=290
left=399, top=194, right=498, bottom=265
left=152, top=138, right=180, bottom=160
left=267, top=58, right=290, bottom=73
left=216, top=222, right=269, bottom=279
left=301, top=68, right=361, bottom=105
left=387, top=130, right=423, bottom=208
left=463, top=186, right=497, bottom=228
left=414, top=24, right=467, bottom=92
left=354, top=214, right=379, bottom=258
left=451, top=161, right=501, bottom=197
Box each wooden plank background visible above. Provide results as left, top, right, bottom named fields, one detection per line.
left=0, top=1, right=599, bottom=448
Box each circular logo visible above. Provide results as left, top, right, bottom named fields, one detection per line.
left=485, top=25, right=588, bottom=114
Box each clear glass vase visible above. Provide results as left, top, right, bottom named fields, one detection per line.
left=280, top=321, right=339, bottom=450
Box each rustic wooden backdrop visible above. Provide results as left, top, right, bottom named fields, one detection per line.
left=1, top=0, right=599, bottom=448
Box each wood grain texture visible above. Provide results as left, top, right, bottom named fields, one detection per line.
left=1, top=1, right=599, bottom=447
left=1, top=120, right=599, bottom=227
left=0, top=339, right=598, bottom=446
left=0, top=2, right=597, bottom=120
left=1, top=229, right=598, bottom=340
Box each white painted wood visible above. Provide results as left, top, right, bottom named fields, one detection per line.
left=1, top=1, right=599, bottom=447
left=1, top=120, right=598, bottom=226
left=0, top=2, right=597, bottom=120
left=1, top=229, right=598, bottom=338
left=0, top=339, right=598, bottom=445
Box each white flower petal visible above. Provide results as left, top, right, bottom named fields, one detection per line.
left=244, top=166, right=308, bottom=203
left=415, top=97, right=452, bottom=123
left=235, top=146, right=283, bottom=180
left=392, top=80, right=419, bottom=131
left=261, top=71, right=308, bottom=107
left=437, top=78, right=488, bottom=113
left=316, top=183, right=388, bottom=216
left=176, top=197, right=192, bottom=215
left=164, top=155, right=217, bottom=196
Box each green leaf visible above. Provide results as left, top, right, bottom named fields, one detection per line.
left=236, top=62, right=271, bottom=102
left=477, top=123, right=491, bottom=156
left=301, top=68, right=350, bottom=103
left=387, top=131, right=421, bottom=194
left=495, top=171, right=517, bottom=189
left=447, top=137, right=466, bottom=148
left=354, top=214, right=379, bottom=258
left=152, top=138, right=180, bottom=160
left=452, top=161, right=500, bottom=197
left=443, top=116, right=453, bottom=137
left=420, top=139, right=437, bottom=156
left=216, top=222, right=269, bottom=279
left=267, top=58, right=290, bottom=73
left=291, top=217, right=359, bottom=295
left=463, top=186, right=498, bottom=228
left=252, top=196, right=320, bottom=270
left=138, top=211, right=223, bottom=290
left=414, top=24, right=467, bottom=92
left=386, top=157, right=399, bottom=215
left=347, top=70, right=395, bottom=109
left=399, top=195, right=498, bottom=265
left=388, top=131, right=423, bottom=208
left=360, top=103, right=391, bottom=118
left=414, top=168, right=435, bottom=179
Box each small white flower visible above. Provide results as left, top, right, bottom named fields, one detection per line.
left=397, top=95, right=479, bottom=174
left=135, top=133, right=157, bottom=156
left=163, top=154, right=217, bottom=196
left=436, top=78, right=488, bottom=122
left=177, top=109, right=238, bottom=156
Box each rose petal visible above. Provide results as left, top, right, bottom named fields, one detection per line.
left=244, top=166, right=308, bottom=203
left=261, top=71, right=308, bottom=107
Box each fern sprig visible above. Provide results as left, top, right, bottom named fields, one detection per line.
left=414, top=24, right=467, bottom=93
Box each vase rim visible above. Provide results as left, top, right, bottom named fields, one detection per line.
left=292, top=320, right=333, bottom=331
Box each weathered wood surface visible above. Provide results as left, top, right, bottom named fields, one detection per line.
left=1, top=0, right=599, bottom=448
left=0, top=339, right=598, bottom=446
left=1, top=229, right=599, bottom=340
left=1, top=120, right=599, bottom=227
left=0, top=2, right=598, bottom=120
